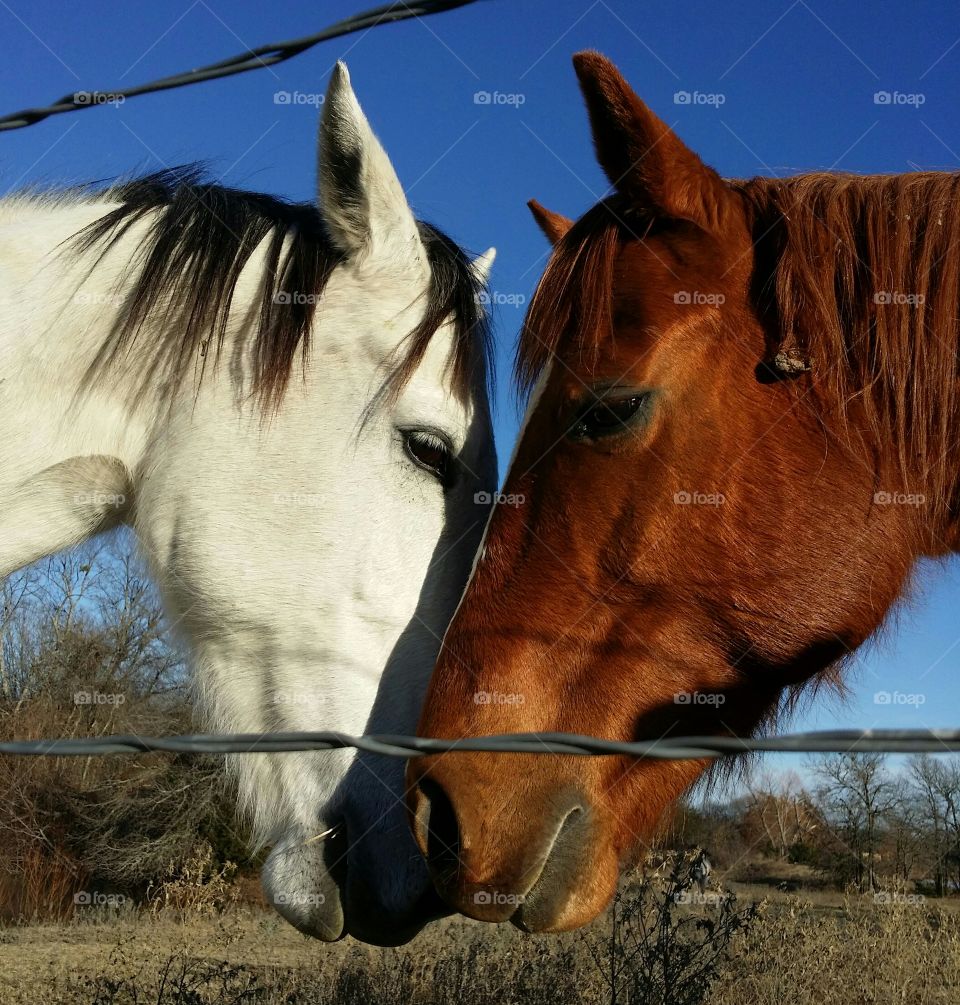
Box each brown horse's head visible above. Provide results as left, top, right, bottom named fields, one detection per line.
left=408, top=52, right=960, bottom=932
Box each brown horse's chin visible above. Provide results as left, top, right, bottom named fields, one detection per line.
left=511, top=850, right=620, bottom=933
left=410, top=774, right=620, bottom=932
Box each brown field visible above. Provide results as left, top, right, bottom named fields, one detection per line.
left=1, top=882, right=959, bottom=1005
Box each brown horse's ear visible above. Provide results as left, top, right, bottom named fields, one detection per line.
left=528, top=199, right=574, bottom=245
left=572, top=51, right=728, bottom=232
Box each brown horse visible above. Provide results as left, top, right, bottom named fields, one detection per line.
left=407, top=50, right=960, bottom=933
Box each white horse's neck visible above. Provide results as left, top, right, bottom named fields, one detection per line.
left=0, top=197, right=159, bottom=575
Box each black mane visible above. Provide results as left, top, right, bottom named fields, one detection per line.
left=68, top=166, right=491, bottom=411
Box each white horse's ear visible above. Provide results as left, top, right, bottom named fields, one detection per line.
left=471, top=248, right=496, bottom=284
left=318, top=62, right=421, bottom=260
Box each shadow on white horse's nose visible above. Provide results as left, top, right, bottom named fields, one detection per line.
left=261, top=817, right=447, bottom=945
left=261, top=825, right=349, bottom=942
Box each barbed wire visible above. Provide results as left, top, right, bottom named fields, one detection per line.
left=0, top=0, right=486, bottom=132
left=1, top=729, right=959, bottom=759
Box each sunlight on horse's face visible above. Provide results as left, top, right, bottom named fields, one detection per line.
left=138, top=283, right=492, bottom=943
left=410, top=53, right=933, bottom=934
left=126, top=65, right=496, bottom=945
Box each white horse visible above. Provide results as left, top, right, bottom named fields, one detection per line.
left=0, top=63, right=496, bottom=944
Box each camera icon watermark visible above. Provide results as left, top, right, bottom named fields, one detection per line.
left=473, top=690, right=525, bottom=706
left=74, top=691, right=125, bottom=706
left=674, top=890, right=723, bottom=905
left=475, top=290, right=527, bottom=307
left=474, top=490, right=525, bottom=508
left=874, top=291, right=924, bottom=306
left=673, top=290, right=725, bottom=306
left=274, top=91, right=325, bottom=106
left=273, top=891, right=326, bottom=906
left=74, top=891, right=126, bottom=908
left=874, top=690, right=925, bottom=706
left=272, top=491, right=326, bottom=508
left=473, top=890, right=525, bottom=906
left=873, top=491, right=925, bottom=507
left=873, top=91, right=925, bottom=106
left=673, top=490, right=725, bottom=507
left=74, top=490, right=126, bottom=508
left=273, top=290, right=322, bottom=305
left=874, top=891, right=925, bottom=906
left=674, top=90, right=726, bottom=106
left=674, top=691, right=725, bottom=706
left=473, top=90, right=526, bottom=107
left=73, top=91, right=125, bottom=107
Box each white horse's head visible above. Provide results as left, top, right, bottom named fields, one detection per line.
left=48, top=64, right=495, bottom=943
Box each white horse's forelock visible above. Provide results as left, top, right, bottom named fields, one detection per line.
left=0, top=62, right=496, bottom=945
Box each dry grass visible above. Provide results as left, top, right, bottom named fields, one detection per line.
left=0, top=885, right=958, bottom=1004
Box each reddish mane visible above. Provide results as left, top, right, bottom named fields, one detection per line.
left=409, top=52, right=960, bottom=937
left=521, top=173, right=960, bottom=525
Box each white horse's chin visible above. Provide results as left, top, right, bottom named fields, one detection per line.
left=263, top=838, right=346, bottom=942
left=262, top=823, right=444, bottom=945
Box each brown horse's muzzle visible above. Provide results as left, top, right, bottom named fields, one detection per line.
left=406, top=752, right=619, bottom=931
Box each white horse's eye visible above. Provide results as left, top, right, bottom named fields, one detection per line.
left=403, top=430, right=453, bottom=486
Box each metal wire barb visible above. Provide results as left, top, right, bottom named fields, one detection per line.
left=0, top=0, right=486, bottom=132
left=1, top=729, right=959, bottom=759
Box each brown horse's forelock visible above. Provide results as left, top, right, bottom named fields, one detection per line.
left=64, top=166, right=491, bottom=412
left=520, top=173, right=960, bottom=519
left=516, top=197, right=631, bottom=398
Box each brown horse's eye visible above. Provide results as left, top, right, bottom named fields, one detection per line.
left=404, top=430, right=454, bottom=486
left=570, top=394, right=649, bottom=441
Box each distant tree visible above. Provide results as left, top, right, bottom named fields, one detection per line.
left=742, top=768, right=820, bottom=860
left=908, top=754, right=960, bottom=895
left=812, top=753, right=901, bottom=891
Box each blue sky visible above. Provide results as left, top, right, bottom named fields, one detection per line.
left=2, top=0, right=959, bottom=745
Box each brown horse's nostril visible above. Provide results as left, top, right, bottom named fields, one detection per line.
left=413, top=778, right=462, bottom=877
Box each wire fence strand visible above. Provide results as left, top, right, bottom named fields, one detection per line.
left=1, top=729, right=959, bottom=759
left=0, top=0, right=486, bottom=132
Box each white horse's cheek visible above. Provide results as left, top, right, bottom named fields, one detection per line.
left=0, top=182, right=494, bottom=943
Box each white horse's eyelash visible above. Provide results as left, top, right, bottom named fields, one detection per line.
left=408, top=430, right=452, bottom=453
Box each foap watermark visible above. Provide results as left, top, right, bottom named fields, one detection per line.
left=274, top=290, right=322, bottom=306
left=73, top=91, right=125, bottom=107
left=74, top=490, right=126, bottom=508
left=273, top=491, right=326, bottom=508
left=473, top=90, right=525, bottom=107
left=475, top=490, right=525, bottom=508
left=75, top=690, right=125, bottom=706
left=273, top=891, right=326, bottom=907
left=873, top=90, right=925, bottom=107
left=874, top=690, right=926, bottom=707
left=74, top=891, right=126, bottom=908
left=72, top=291, right=126, bottom=307
left=873, top=491, right=925, bottom=507
left=874, top=291, right=925, bottom=306
left=874, top=891, right=925, bottom=907
left=476, top=290, right=527, bottom=308
left=473, top=890, right=525, bottom=906
left=270, top=689, right=313, bottom=707
left=674, top=90, right=725, bottom=106
left=673, top=290, right=725, bottom=306
left=274, top=90, right=325, bottom=106
left=674, top=490, right=725, bottom=507
left=674, top=890, right=724, bottom=906
left=474, top=690, right=525, bottom=706
left=674, top=691, right=725, bottom=707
